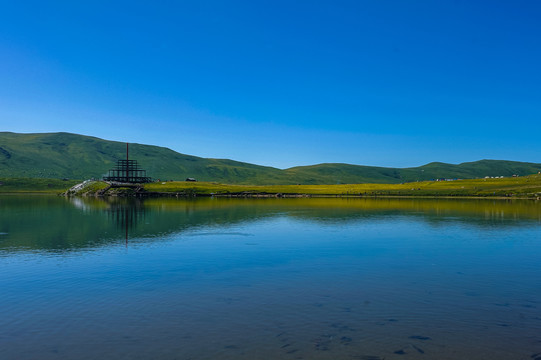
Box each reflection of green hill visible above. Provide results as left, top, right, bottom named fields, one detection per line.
left=0, top=196, right=540, bottom=253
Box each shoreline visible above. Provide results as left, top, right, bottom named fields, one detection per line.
left=0, top=190, right=538, bottom=200
left=59, top=189, right=541, bottom=201
left=2, top=175, right=540, bottom=200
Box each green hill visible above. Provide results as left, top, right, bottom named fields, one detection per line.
left=285, top=160, right=541, bottom=184
left=0, top=132, right=284, bottom=183
left=0, top=132, right=540, bottom=184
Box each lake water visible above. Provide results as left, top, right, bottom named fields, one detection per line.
left=1, top=195, right=541, bottom=360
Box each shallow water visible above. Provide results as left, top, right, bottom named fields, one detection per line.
left=1, top=196, right=540, bottom=359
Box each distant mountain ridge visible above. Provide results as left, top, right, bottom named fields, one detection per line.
left=1, top=132, right=540, bottom=184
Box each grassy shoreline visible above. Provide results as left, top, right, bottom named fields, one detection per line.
left=0, top=178, right=81, bottom=193
left=1, top=175, right=541, bottom=199
left=51, top=174, right=541, bottom=199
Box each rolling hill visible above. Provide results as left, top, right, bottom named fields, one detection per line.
left=0, top=132, right=540, bottom=184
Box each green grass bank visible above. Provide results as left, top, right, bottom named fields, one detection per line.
left=142, top=174, right=541, bottom=198
left=56, top=174, right=541, bottom=198
left=3, top=174, right=541, bottom=198
left=0, top=178, right=80, bottom=193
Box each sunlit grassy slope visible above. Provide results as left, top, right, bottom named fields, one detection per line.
left=0, top=132, right=283, bottom=182
left=0, top=178, right=80, bottom=193
left=1, top=132, right=540, bottom=185
left=144, top=174, right=541, bottom=198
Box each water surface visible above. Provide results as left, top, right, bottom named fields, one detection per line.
left=1, top=196, right=540, bottom=359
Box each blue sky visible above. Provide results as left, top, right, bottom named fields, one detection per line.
left=1, top=1, right=540, bottom=169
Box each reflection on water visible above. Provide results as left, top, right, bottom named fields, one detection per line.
left=106, top=198, right=146, bottom=244
left=0, top=195, right=540, bottom=359
left=0, top=196, right=540, bottom=252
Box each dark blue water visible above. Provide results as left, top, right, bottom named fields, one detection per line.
left=1, top=196, right=540, bottom=359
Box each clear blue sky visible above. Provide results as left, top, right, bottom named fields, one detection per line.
left=1, top=1, right=540, bottom=169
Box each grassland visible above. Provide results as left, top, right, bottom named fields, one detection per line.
left=2, top=174, right=541, bottom=198
left=140, top=174, right=541, bottom=198
left=0, top=178, right=80, bottom=193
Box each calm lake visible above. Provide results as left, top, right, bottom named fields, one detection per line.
left=1, top=195, right=540, bottom=360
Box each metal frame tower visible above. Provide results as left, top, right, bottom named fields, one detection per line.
left=103, top=143, right=152, bottom=183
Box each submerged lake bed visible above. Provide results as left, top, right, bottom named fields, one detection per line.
left=1, top=196, right=541, bottom=359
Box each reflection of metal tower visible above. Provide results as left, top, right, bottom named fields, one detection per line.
left=103, top=143, right=152, bottom=183
left=108, top=200, right=145, bottom=229
left=106, top=198, right=146, bottom=246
